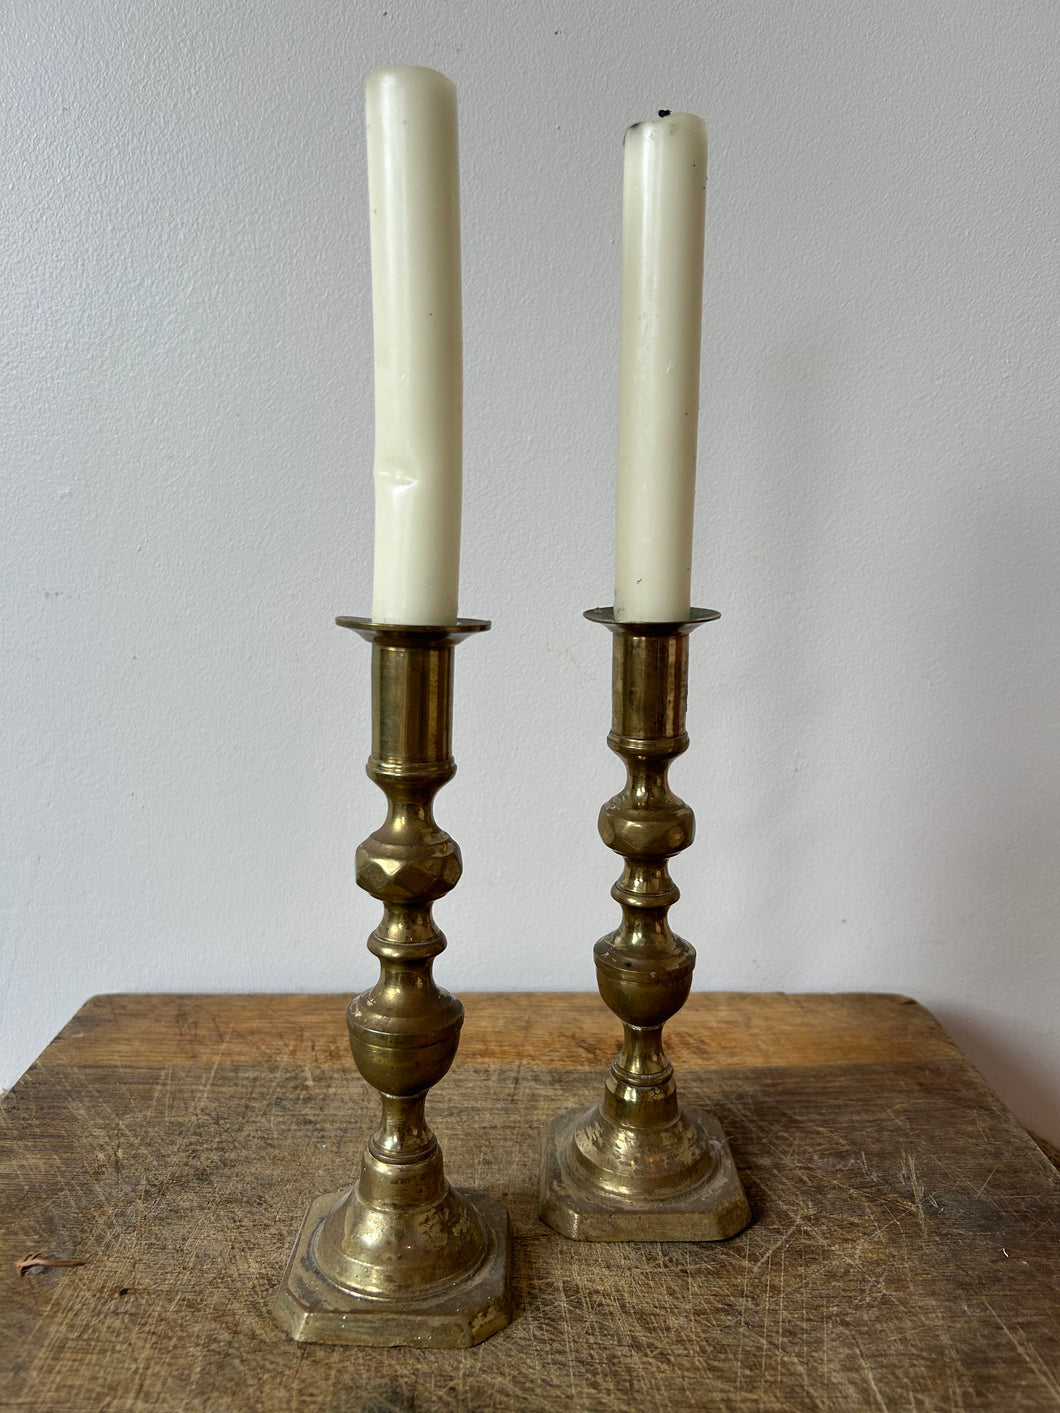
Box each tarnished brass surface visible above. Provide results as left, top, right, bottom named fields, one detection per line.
left=539, top=1109, right=751, bottom=1242
left=274, top=1188, right=511, bottom=1348
left=539, top=607, right=752, bottom=1241
left=274, top=618, right=512, bottom=1346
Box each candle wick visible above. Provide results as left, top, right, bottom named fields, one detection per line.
left=658, top=109, right=671, bottom=117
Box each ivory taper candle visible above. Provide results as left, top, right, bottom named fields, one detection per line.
left=367, top=66, right=462, bottom=625
left=614, top=111, right=708, bottom=623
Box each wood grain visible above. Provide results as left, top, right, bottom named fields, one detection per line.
left=2, top=992, right=1057, bottom=1412
left=37, top=990, right=960, bottom=1069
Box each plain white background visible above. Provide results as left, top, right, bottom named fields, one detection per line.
left=2, top=1, right=1057, bottom=1143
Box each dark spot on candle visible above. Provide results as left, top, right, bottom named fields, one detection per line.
left=658, top=109, right=671, bottom=117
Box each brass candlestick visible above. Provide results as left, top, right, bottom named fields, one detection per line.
left=539, top=607, right=752, bottom=1241
left=274, top=618, right=511, bottom=1347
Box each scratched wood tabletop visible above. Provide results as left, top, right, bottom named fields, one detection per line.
left=1, top=992, right=1057, bottom=1412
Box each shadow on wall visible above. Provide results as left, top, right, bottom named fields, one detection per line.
left=740, top=316, right=851, bottom=983
left=937, top=1005, right=1060, bottom=1147
left=750, top=319, right=1059, bottom=1146
left=910, top=457, right=1060, bottom=1145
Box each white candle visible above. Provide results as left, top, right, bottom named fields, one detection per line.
left=613, top=112, right=708, bottom=623
left=367, top=67, right=462, bottom=625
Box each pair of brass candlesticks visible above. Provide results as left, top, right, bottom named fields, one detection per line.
left=273, top=607, right=751, bottom=1347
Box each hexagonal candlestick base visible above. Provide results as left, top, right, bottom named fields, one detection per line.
left=539, top=1107, right=751, bottom=1242
left=273, top=1188, right=512, bottom=1348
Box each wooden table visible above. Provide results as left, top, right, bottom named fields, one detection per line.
left=2, top=992, right=1057, bottom=1411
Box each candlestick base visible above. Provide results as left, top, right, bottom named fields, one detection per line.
left=539, top=1107, right=750, bottom=1242
left=273, top=1187, right=511, bottom=1348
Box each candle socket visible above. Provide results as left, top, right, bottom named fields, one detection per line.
left=273, top=618, right=511, bottom=1347
left=539, top=608, right=752, bottom=1241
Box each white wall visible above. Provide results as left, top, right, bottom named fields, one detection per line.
left=2, top=1, right=1057, bottom=1142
